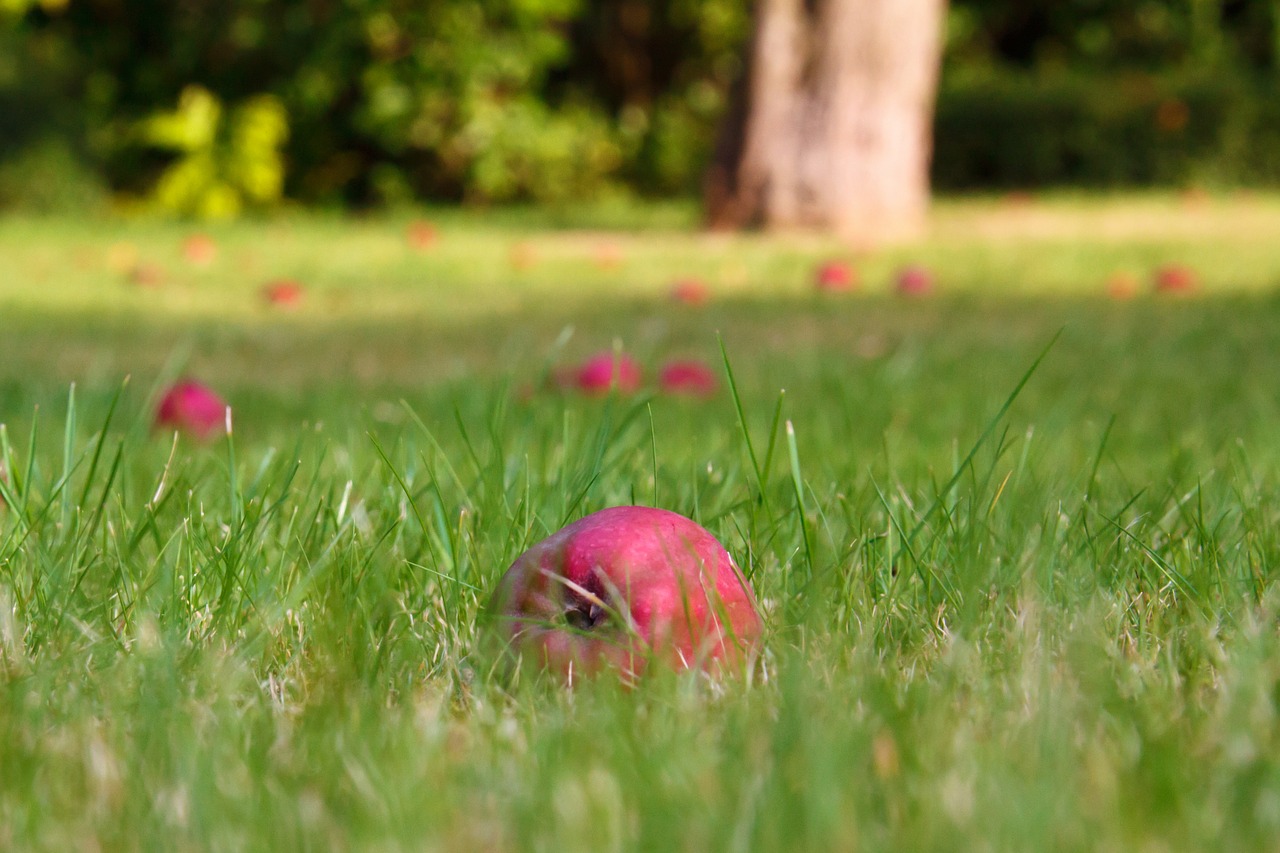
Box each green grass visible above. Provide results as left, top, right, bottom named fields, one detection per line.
left=5, top=193, right=1280, bottom=850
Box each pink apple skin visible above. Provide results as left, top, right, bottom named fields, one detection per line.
left=490, top=506, right=763, bottom=679
left=659, top=360, right=717, bottom=398
left=182, top=234, right=217, bottom=267
left=154, top=381, right=226, bottom=440
left=1153, top=264, right=1198, bottom=295
left=895, top=264, right=934, bottom=296
left=576, top=352, right=643, bottom=395
left=262, top=279, right=305, bottom=308
left=815, top=261, right=856, bottom=293
left=406, top=220, right=437, bottom=251
left=670, top=278, right=710, bottom=306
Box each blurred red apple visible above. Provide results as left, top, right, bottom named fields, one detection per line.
left=1154, top=264, right=1198, bottom=295
left=659, top=360, right=717, bottom=398
left=669, top=278, right=709, bottom=306
left=262, top=279, right=305, bottom=308
left=154, top=381, right=227, bottom=440
left=895, top=264, right=934, bottom=296
left=182, top=234, right=217, bottom=267
left=489, top=506, right=764, bottom=680
left=814, top=260, right=856, bottom=293
left=406, top=220, right=437, bottom=251
left=576, top=352, right=643, bottom=395
left=1106, top=271, right=1140, bottom=300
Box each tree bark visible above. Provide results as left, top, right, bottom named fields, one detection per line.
left=706, top=0, right=946, bottom=243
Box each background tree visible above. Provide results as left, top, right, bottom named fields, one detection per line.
left=706, top=0, right=947, bottom=242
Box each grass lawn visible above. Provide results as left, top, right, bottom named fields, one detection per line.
left=4, top=193, right=1280, bottom=850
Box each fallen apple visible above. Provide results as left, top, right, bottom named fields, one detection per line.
left=658, top=359, right=717, bottom=398
left=182, top=234, right=218, bottom=267
left=1153, top=264, right=1198, bottom=295
left=1106, top=271, right=1140, bottom=300
left=895, top=264, right=934, bottom=296
left=154, top=381, right=227, bottom=440
left=489, top=506, right=763, bottom=680
left=814, top=260, right=856, bottom=293
left=575, top=352, right=643, bottom=395
left=669, top=277, right=710, bottom=306
left=262, top=279, right=305, bottom=308
left=406, top=219, right=437, bottom=251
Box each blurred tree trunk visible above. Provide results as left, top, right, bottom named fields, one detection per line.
left=705, top=0, right=946, bottom=243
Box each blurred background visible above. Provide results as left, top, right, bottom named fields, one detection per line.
left=3, top=0, right=1278, bottom=218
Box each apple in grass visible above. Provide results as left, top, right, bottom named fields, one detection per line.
left=895, top=264, right=934, bottom=296
left=489, top=506, right=764, bottom=680
left=659, top=359, right=717, bottom=398
left=406, top=219, right=437, bottom=251
left=575, top=352, right=643, bottom=396
left=182, top=234, right=218, bottom=267
left=1106, top=271, right=1140, bottom=300
left=1153, top=264, right=1198, bottom=295
left=154, top=381, right=227, bottom=440
left=262, top=278, right=305, bottom=308
left=814, top=260, right=857, bottom=293
left=669, top=277, right=710, bottom=306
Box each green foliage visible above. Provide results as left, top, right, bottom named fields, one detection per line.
left=5, top=0, right=1280, bottom=210
left=0, top=138, right=105, bottom=212
left=0, top=0, right=64, bottom=18
left=933, top=70, right=1280, bottom=189
left=135, top=86, right=288, bottom=219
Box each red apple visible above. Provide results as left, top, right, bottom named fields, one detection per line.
left=262, top=279, right=305, bottom=308
left=406, top=219, right=437, bottom=251
left=669, top=278, right=709, bottom=306
left=182, top=234, right=218, bottom=267
left=1106, top=271, right=1140, bottom=300
left=154, top=381, right=227, bottom=440
left=814, top=260, right=856, bottom=293
left=1153, top=264, right=1198, bottom=295
left=659, top=359, right=717, bottom=398
left=895, top=264, right=934, bottom=296
left=489, top=506, right=764, bottom=680
left=576, top=352, right=643, bottom=395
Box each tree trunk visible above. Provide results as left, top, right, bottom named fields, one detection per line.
left=705, top=0, right=946, bottom=243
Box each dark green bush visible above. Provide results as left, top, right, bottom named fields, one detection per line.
left=4, top=0, right=1280, bottom=211
left=933, top=70, right=1280, bottom=190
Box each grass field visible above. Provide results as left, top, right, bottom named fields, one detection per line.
left=4, top=193, right=1280, bottom=850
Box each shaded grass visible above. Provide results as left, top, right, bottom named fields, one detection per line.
left=4, top=197, right=1280, bottom=849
